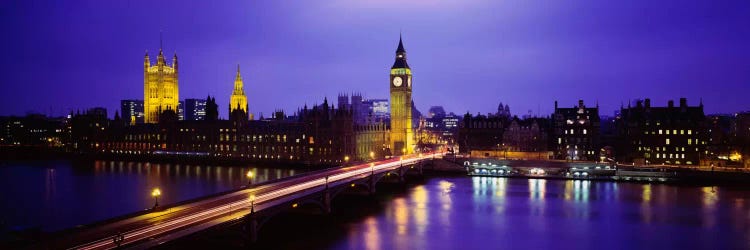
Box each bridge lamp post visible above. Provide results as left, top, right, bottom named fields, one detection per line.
left=370, top=151, right=375, bottom=160
left=344, top=155, right=350, bottom=166
left=250, top=194, right=256, bottom=214
left=246, top=170, right=254, bottom=186
left=151, top=188, right=161, bottom=209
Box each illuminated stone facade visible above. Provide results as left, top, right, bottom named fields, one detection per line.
left=144, top=49, right=179, bottom=123
left=229, top=65, right=252, bottom=120
left=389, top=36, right=414, bottom=155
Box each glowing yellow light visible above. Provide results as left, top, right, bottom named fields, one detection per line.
left=151, top=188, right=161, bottom=197
left=292, top=203, right=298, bottom=208
left=246, top=171, right=253, bottom=178
left=344, top=155, right=350, bottom=162
left=351, top=183, right=356, bottom=187
left=250, top=194, right=256, bottom=202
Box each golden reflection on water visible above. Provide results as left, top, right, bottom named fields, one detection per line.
left=412, top=185, right=429, bottom=236
left=702, top=186, right=719, bottom=228
left=362, top=216, right=381, bottom=250
left=641, top=184, right=653, bottom=223
left=438, top=180, right=454, bottom=227
left=393, top=198, right=408, bottom=235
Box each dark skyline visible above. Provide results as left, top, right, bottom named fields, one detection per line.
left=1, top=1, right=749, bottom=118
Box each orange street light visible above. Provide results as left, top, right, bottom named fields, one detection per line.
left=151, top=188, right=161, bottom=209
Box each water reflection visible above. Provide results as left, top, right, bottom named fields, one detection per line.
left=323, top=177, right=750, bottom=250
left=1, top=160, right=302, bottom=232
left=528, top=179, right=546, bottom=200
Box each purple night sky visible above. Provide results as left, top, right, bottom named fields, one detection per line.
left=1, top=1, right=749, bottom=118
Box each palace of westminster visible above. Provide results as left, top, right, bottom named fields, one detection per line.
left=62, top=37, right=421, bottom=165
left=3, top=37, right=749, bottom=168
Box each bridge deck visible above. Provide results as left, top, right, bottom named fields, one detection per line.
left=42, top=153, right=441, bottom=250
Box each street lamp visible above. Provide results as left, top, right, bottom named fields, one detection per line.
left=344, top=155, right=350, bottom=165
left=370, top=151, right=375, bottom=160
left=151, top=188, right=161, bottom=209
left=246, top=170, right=254, bottom=186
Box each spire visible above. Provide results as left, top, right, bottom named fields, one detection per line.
left=391, top=34, right=410, bottom=69
left=159, top=30, right=163, bottom=52
left=397, top=33, right=406, bottom=53
left=233, top=64, right=244, bottom=94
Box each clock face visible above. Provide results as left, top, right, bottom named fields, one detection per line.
left=407, top=76, right=412, bottom=87
left=393, top=76, right=403, bottom=87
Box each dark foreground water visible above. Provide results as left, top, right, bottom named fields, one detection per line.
left=0, top=160, right=300, bottom=232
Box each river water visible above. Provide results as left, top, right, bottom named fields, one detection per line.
left=322, top=176, right=750, bottom=250
left=0, top=160, right=299, bottom=232
left=2, top=161, right=749, bottom=249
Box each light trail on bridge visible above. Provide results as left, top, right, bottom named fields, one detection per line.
left=68, top=153, right=442, bottom=250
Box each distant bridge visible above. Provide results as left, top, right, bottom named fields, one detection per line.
left=52, top=153, right=442, bottom=249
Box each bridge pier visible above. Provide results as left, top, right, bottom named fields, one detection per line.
left=369, top=174, right=377, bottom=195
left=247, top=214, right=258, bottom=243
left=323, top=187, right=332, bottom=214
left=398, top=166, right=405, bottom=183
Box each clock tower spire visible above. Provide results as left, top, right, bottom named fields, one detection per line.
left=389, top=35, right=414, bottom=156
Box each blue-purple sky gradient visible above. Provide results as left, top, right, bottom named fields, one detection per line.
left=1, top=1, right=749, bottom=118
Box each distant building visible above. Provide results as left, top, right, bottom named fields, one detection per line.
left=0, top=114, right=66, bottom=146
left=458, top=113, right=506, bottom=155
left=144, top=46, right=179, bottom=123
left=503, top=117, right=548, bottom=153
left=367, top=99, right=390, bottom=122
left=184, top=98, right=207, bottom=121
left=552, top=100, right=600, bottom=161
left=616, top=98, right=707, bottom=165
left=354, top=122, right=390, bottom=160
left=496, top=102, right=511, bottom=118
left=427, top=106, right=446, bottom=119
left=178, top=100, right=185, bottom=121
left=120, top=100, right=144, bottom=125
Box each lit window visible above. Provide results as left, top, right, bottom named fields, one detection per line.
left=688, top=130, right=692, bottom=135
left=659, top=130, right=663, bottom=135
left=666, top=138, right=670, bottom=145
left=680, top=130, right=684, bottom=135
left=583, top=129, right=587, bottom=135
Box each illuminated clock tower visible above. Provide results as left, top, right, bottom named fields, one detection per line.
left=390, top=35, right=414, bottom=156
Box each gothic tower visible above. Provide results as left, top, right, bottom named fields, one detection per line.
left=229, top=64, right=252, bottom=120
left=389, top=35, right=414, bottom=155
left=144, top=43, right=179, bottom=123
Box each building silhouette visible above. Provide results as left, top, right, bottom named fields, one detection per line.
left=552, top=100, right=600, bottom=161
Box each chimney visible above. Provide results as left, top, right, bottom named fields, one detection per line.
left=680, top=98, right=687, bottom=107
left=645, top=98, right=651, bottom=108
left=668, top=100, right=674, bottom=108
